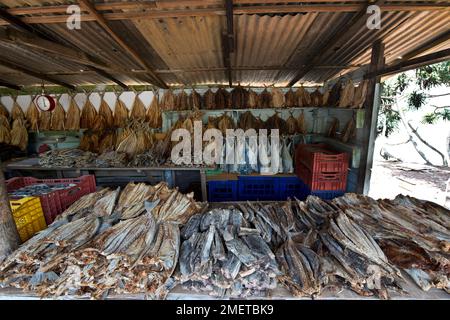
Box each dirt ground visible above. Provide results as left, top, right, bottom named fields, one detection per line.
left=369, top=160, right=450, bottom=208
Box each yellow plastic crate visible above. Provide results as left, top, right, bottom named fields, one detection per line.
left=9, top=197, right=47, bottom=243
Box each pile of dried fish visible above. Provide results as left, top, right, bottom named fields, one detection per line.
left=38, top=148, right=97, bottom=168
left=0, top=182, right=202, bottom=299
left=178, top=207, right=280, bottom=297
left=95, top=151, right=128, bottom=168
left=333, top=194, right=450, bottom=293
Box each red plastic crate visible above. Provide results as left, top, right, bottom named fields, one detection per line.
left=297, top=162, right=347, bottom=191
left=296, top=143, right=349, bottom=173
left=7, top=175, right=96, bottom=225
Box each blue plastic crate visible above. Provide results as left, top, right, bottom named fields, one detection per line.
left=278, top=176, right=309, bottom=201
left=299, top=178, right=344, bottom=200
left=238, top=176, right=280, bottom=201
left=208, top=180, right=238, bottom=202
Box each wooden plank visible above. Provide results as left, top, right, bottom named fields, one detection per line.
left=365, top=48, right=450, bottom=79
left=224, top=0, right=234, bottom=87
left=0, top=79, right=21, bottom=90
left=0, top=170, right=21, bottom=262
left=0, top=60, right=76, bottom=90
left=357, top=40, right=385, bottom=194
left=78, top=0, right=168, bottom=89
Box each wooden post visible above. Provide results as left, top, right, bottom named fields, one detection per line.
left=357, top=40, right=385, bottom=194
left=0, top=169, right=20, bottom=262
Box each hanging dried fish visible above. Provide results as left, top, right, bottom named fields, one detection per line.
left=247, top=89, right=259, bottom=109
left=116, top=129, right=139, bottom=158
left=99, top=97, right=114, bottom=128
left=217, top=113, right=235, bottom=134
left=131, top=95, right=146, bottom=121
left=65, top=97, right=80, bottom=131
left=239, top=111, right=260, bottom=131
left=285, top=89, right=296, bottom=108
left=271, top=87, right=285, bottom=108
left=339, top=80, right=355, bottom=108
left=296, top=86, right=311, bottom=107
left=175, top=89, right=190, bottom=111
left=353, top=80, right=368, bottom=109
left=80, top=98, right=97, bottom=129
left=286, top=113, right=298, bottom=135
left=10, top=118, right=28, bottom=151
left=215, top=87, right=231, bottom=110
left=0, top=115, right=11, bottom=144
left=265, top=112, right=287, bottom=135
left=114, top=97, right=129, bottom=128
left=311, top=88, right=323, bottom=107
left=327, top=80, right=343, bottom=107
left=98, top=130, right=116, bottom=154
left=204, top=88, right=216, bottom=110
left=327, top=117, right=340, bottom=138
left=50, top=101, right=65, bottom=131
left=341, top=117, right=356, bottom=143
left=322, top=85, right=331, bottom=107
left=39, top=110, right=51, bottom=131
left=11, top=100, right=25, bottom=120
left=0, top=101, right=9, bottom=119
left=232, top=85, right=248, bottom=109
left=190, top=89, right=202, bottom=110
left=146, top=93, right=162, bottom=128
left=297, top=110, right=307, bottom=134
left=92, top=114, right=106, bottom=132
left=162, top=89, right=176, bottom=111
left=260, top=88, right=273, bottom=109
left=26, top=100, right=39, bottom=131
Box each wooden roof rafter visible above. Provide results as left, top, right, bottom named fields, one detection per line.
left=77, top=0, right=168, bottom=89
left=0, top=59, right=76, bottom=90
left=0, top=8, right=130, bottom=89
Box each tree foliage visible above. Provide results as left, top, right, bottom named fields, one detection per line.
left=379, top=61, right=450, bottom=137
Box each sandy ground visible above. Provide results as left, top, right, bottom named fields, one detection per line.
left=369, top=160, right=450, bottom=207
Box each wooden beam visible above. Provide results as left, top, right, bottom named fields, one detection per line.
left=0, top=60, right=76, bottom=90
left=0, top=79, right=21, bottom=90
left=390, top=30, right=450, bottom=64
left=0, top=17, right=128, bottom=89
left=357, top=40, right=385, bottom=194
left=288, top=0, right=385, bottom=86
left=365, top=48, right=450, bottom=79
left=78, top=0, right=168, bottom=89
left=222, top=32, right=233, bottom=87
left=88, top=66, right=128, bottom=89
left=0, top=28, right=109, bottom=70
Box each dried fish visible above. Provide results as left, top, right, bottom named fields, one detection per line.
left=0, top=101, right=9, bottom=118
left=26, top=101, right=39, bottom=131
left=131, top=95, right=146, bottom=121
left=65, top=98, right=80, bottom=131
left=146, top=93, right=162, bottom=128
left=10, top=118, right=28, bottom=151
left=271, top=87, right=285, bottom=108
left=113, top=97, right=129, bottom=128
left=11, top=101, right=25, bottom=121
left=80, top=98, right=97, bottom=129
left=161, top=89, right=176, bottom=111
left=99, top=98, right=114, bottom=128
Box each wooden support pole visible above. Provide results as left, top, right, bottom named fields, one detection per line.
left=357, top=40, right=385, bottom=194
left=0, top=169, right=20, bottom=262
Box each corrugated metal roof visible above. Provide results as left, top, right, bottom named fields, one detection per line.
left=0, top=1, right=448, bottom=88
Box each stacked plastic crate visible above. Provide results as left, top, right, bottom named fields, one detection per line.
left=295, top=143, right=349, bottom=200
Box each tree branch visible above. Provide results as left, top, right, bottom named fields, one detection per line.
left=407, top=121, right=448, bottom=166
